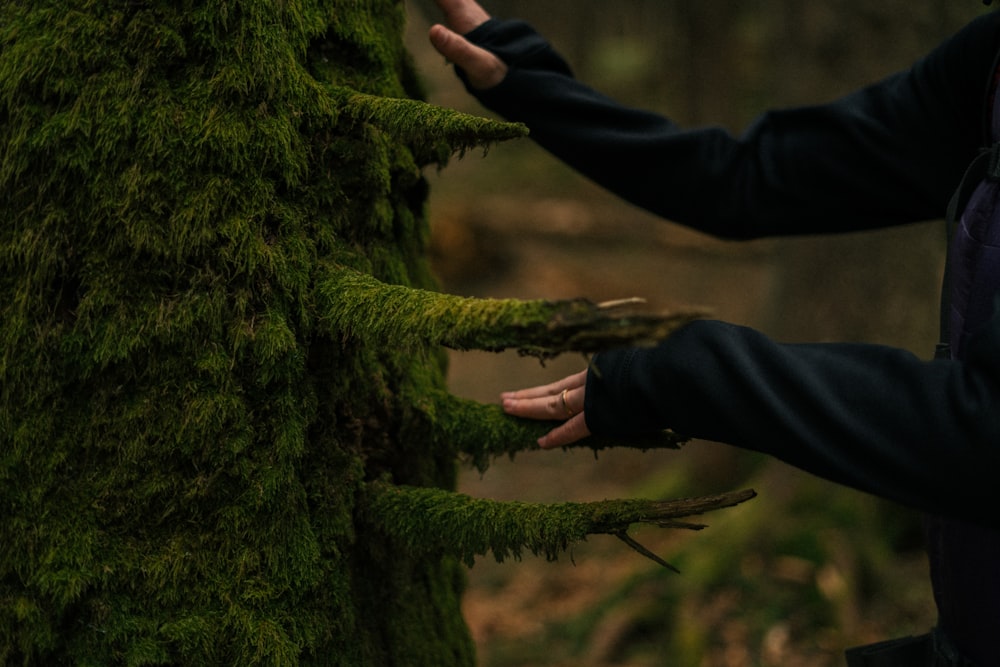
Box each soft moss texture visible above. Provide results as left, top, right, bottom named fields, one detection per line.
left=320, top=269, right=706, bottom=357
left=1, top=2, right=743, bottom=665
left=0, top=1, right=498, bottom=664
left=364, top=483, right=756, bottom=567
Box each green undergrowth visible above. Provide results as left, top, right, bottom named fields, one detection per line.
left=474, top=463, right=933, bottom=667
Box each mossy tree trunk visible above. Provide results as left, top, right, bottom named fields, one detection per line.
left=0, top=2, right=750, bottom=665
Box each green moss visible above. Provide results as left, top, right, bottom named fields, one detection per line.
left=0, top=0, right=482, bottom=663
left=334, top=86, right=528, bottom=165
left=318, top=268, right=708, bottom=357
left=364, top=482, right=755, bottom=567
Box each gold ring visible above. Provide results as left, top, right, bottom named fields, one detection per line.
left=560, top=388, right=574, bottom=417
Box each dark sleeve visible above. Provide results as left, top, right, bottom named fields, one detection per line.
left=584, top=306, right=1000, bottom=527
left=462, top=14, right=1000, bottom=238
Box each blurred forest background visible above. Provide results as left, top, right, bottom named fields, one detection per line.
left=405, top=2, right=992, bottom=665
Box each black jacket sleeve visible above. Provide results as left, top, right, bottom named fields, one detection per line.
left=584, top=311, right=1000, bottom=527
left=463, top=14, right=1000, bottom=238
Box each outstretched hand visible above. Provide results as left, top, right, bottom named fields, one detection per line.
left=428, top=0, right=508, bottom=90
left=502, top=370, right=591, bottom=449
left=431, top=2, right=575, bottom=442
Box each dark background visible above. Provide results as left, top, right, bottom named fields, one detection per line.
left=405, top=2, right=992, bottom=665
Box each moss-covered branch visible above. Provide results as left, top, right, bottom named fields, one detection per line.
left=333, top=87, right=528, bottom=165
left=363, top=482, right=756, bottom=567
left=318, top=268, right=708, bottom=358
left=410, top=389, right=687, bottom=473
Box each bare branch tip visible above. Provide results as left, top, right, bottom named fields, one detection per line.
left=596, top=297, right=647, bottom=310
left=615, top=531, right=681, bottom=573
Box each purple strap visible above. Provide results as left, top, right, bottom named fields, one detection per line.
left=925, top=52, right=1000, bottom=667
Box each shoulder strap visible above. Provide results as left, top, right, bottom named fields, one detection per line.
left=937, top=145, right=1000, bottom=358
left=935, top=40, right=1000, bottom=359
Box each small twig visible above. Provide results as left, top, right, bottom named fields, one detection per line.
left=616, top=531, right=681, bottom=573
left=653, top=520, right=709, bottom=531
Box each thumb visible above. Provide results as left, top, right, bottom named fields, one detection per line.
left=428, top=24, right=508, bottom=90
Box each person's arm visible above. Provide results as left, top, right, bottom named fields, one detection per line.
left=580, top=308, right=1000, bottom=527
left=460, top=14, right=1000, bottom=238
left=504, top=307, right=1000, bottom=526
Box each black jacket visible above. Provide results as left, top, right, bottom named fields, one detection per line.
left=462, top=14, right=1000, bottom=528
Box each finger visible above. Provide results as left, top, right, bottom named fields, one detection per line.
left=538, top=414, right=591, bottom=449
left=502, top=383, right=584, bottom=421
left=433, top=0, right=490, bottom=34
left=500, top=393, right=557, bottom=421
left=428, top=24, right=508, bottom=90
left=501, top=370, right=587, bottom=401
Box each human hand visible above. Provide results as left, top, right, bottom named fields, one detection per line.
left=501, top=370, right=591, bottom=449
left=428, top=0, right=508, bottom=90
